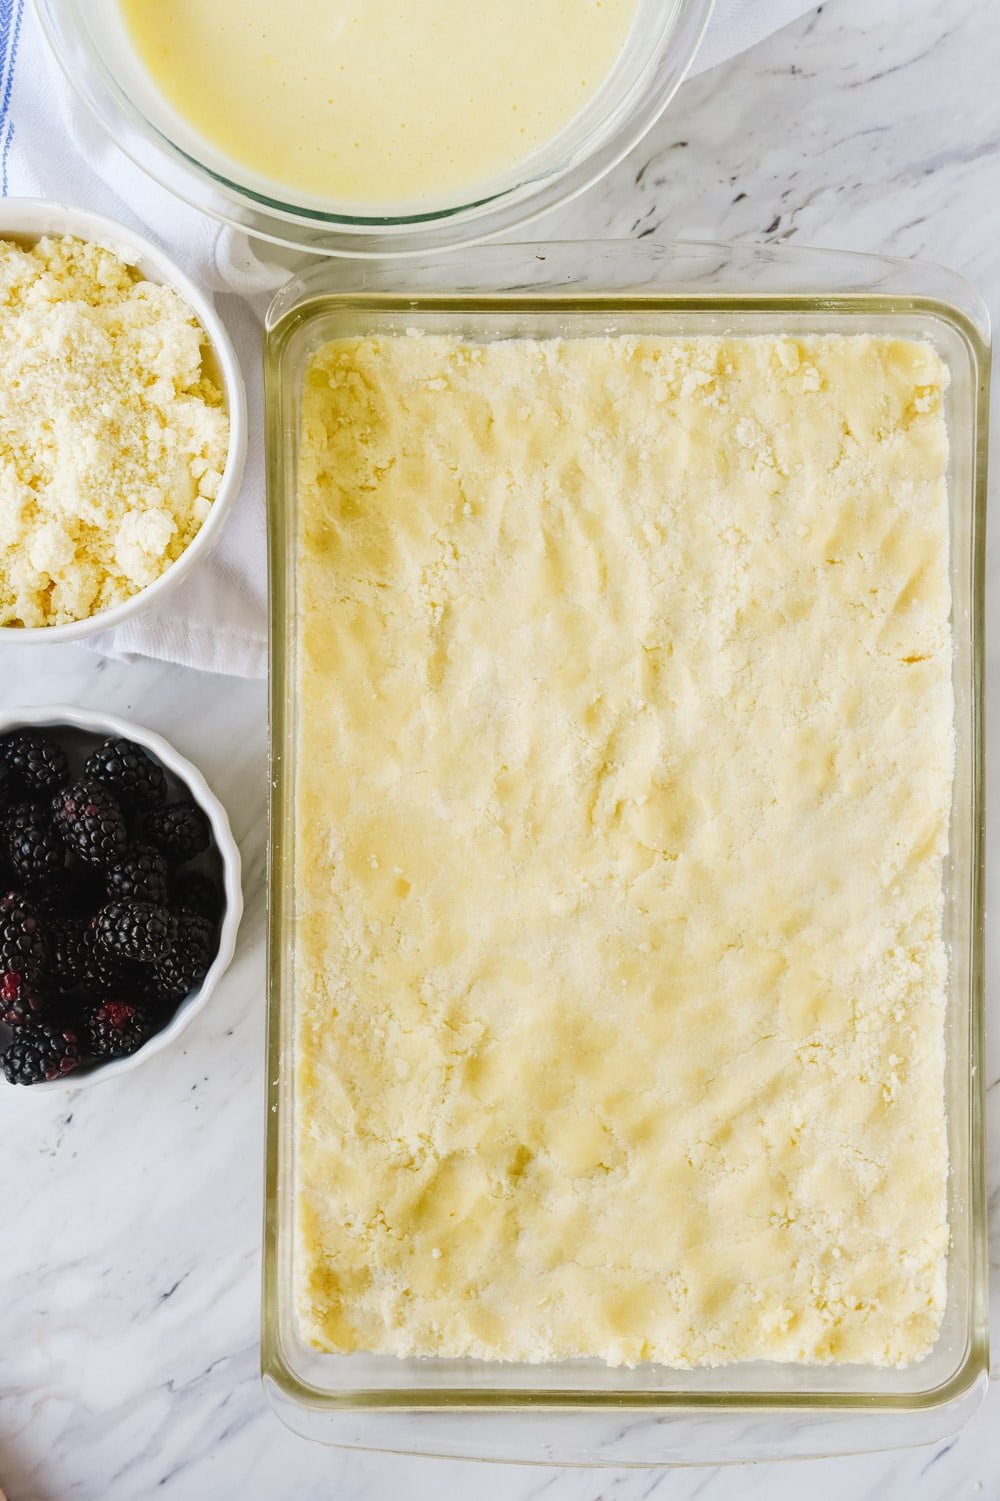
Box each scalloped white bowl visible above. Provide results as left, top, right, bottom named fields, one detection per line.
left=0, top=705, right=243, bottom=1090
left=0, top=198, right=248, bottom=644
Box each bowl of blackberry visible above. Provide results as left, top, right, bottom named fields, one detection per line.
left=0, top=707, right=242, bottom=1088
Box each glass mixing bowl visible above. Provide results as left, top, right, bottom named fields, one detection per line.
left=34, top=0, right=714, bottom=257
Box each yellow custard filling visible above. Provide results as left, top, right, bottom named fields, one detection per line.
left=120, top=0, right=639, bottom=208
left=294, top=332, right=952, bottom=1367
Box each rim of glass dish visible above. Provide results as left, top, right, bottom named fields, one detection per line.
left=262, top=240, right=990, bottom=1418
left=34, top=0, right=716, bottom=257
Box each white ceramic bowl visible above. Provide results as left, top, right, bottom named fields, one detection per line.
left=0, top=705, right=243, bottom=1090
left=0, top=198, right=248, bottom=643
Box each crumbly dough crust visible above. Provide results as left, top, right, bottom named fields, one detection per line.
left=294, top=332, right=952, bottom=1367
left=0, top=235, right=228, bottom=627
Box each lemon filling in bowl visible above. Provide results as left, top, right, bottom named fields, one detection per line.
left=119, top=0, right=641, bottom=211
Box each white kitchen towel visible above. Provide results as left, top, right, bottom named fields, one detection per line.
left=2, top=0, right=818, bottom=679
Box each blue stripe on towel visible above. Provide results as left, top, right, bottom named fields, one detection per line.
left=0, top=0, right=24, bottom=196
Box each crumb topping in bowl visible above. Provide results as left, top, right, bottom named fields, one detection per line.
left=0, top=233, right=229, bottom=628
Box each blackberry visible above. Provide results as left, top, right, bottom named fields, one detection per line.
left=150, top=911, right=214, bottom=1005
left=85, top=738, right=168, bottom=811
left=0, top=891, right=47, bottom=984
left=172, top=870, right=222, bottom=925
left=95, top=901, right=177, bottom=963
left=142, top=802, right=210, bottom=865
left=5, top=802, right=65, bottom=887
left=105, top=845, right=169, bottom=906
left=36, top=867, right=107, bottom=923
left=80, top=922, right=132, bottom=993
left=116, top=961, right=158, bottom=1006
left=0, top=967, right=48, bottom=1027
left=2, top=1016, right=81, bottom=1084
left=0, top=761, right=13, bottom=811
left=46, top=913, right=127, bottom=995
left=83, top=998, right=156, bottom=1059
left=52, top=780, right=128, bottom=867
left=0, top=732, right=69, bottom=794
left=46, top=915, right=89, bottom=992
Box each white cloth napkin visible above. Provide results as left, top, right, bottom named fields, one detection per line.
left=2, top=0, right=817, bottom=678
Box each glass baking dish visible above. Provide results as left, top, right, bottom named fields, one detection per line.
left=263, top=241, right=989, bottom=1464
left=35, top=0, right=712, bottom=257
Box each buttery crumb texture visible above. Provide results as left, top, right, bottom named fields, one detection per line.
left=0, top=234, right=229, bottom=628
left=294, top=332, right=952, bottom=1368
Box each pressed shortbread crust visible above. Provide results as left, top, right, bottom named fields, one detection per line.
left=294, top=333, right=952, bottom=1368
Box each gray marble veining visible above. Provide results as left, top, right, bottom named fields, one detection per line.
left=1, top=0, right=998, bottom=1495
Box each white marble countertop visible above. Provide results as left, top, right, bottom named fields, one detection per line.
left=1, top=0, right=996, bottom=1495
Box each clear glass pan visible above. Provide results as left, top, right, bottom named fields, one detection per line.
left=35, top=0, right=713, bottom=257
left=263, top=241, right=990, bottom=1463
